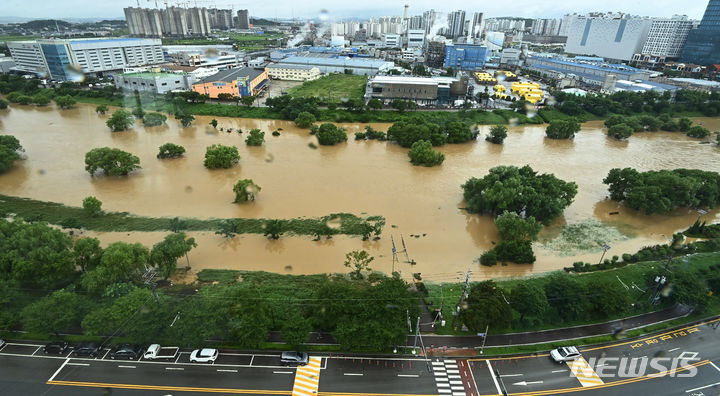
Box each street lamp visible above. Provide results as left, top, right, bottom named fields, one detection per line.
left=598, top=244, right=611, bottom=265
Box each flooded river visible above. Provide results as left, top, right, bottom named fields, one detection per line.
left=1, top=103, right=719, bottom=282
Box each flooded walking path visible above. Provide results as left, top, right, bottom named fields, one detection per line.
left=1, top=103, right=718, bottom=282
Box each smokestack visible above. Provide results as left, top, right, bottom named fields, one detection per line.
left=403, top=4, right=409, bottom=21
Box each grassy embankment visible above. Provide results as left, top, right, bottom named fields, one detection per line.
left=288, top=74, right=367, bottom=103
left=0, top=194, right=383, bottom=237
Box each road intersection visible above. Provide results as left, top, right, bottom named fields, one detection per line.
left=1, top=317, right=719, bottom=395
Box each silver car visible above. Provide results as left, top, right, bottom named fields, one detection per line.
left=281, top=351, right=309, bottom=366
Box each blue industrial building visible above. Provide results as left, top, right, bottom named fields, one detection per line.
left=680, top=0, right=720, bottom=66
left=525, top=56, right=651, bottom=86
left=443, top=44, right=488, bottom=70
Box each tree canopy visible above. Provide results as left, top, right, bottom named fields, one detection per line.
left=294, top=111, right=316, bottom=128
left=314, top=123, right=348, bottom=146
left=204, top=144, right=240, bottom=169
left=486, top=125, right=507, bottom=144
left=85, top=147, right=141, bottom=176
left=157, top=143, right=186, bottom=159
left=150, top=233, right=197, bottom=279
left=408, top=140, right=445, bottom=166
left=233, top=179, right=261, bottom=203
left=142, top=112, right=168, bottom=126
left=245, top=128, right=265, bottom=146
left=545, top=119, right=581, bottom=139
left=106, top=109, right=134, bottom=132
left=387, top=121, right=446, bottom=147
left=462, top=165, right=578, bottom=223
left=603, top=168, right=720, bottom=214
left=0, top=135, right=23, bottom=174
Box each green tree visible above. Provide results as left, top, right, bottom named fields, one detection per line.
left=586, top=278, right=631, bottom=318
left=240, top=95, right=256, bottom=107
left=157, top=143, right=186, bottom=159
left=462, top=165, right=578, bottom=223
left=245, top=128, right=265, bottom=146
left=169, top=217, right=187, bottom=233
left=21, top=290, right=87, bottom=336
left=492, top=240, right=536, bottom=263
left=678, top=117, right=693, bottom=132
left=343, top=250, right=374, bottom=280
left=367, top=98, right=382, bottom=111
left=408, top=139, right=445, bottom=166
left=215, top=219, right=237, bottom=238
left=95, top=104, right=108, bottom=114
left=142, top=112, right=168, bottom=126
left=687, top=125, right=710, bottom=138
left=544, top=273, right=588, bottom=322
left=32, top=93, right=51, bottom=105
left=494, top=211, right=542, bottom=241
left=106, top=109, right=134, bottom=132
left=387, top=121, right=446, bottom=147
left=281, top=309, right=312, bottom=347
left=294, top=111, right=316, bottom=128
left=167, top=290, right=230, bottom=347
left=82, top=196, right=102, bottom=217
left=176, top=113, right=195, bottom=127
left=486, top=124, right=508, bottom=144
left=81, top=242, right=149, bottom=294
left=511, top=282, right=549, bottom=323
left=54, top=95, right=76, bottom=109
left=263, top=219, right=283, bottom=239
left=209, top=118, right=218, bottom=128
left=227, top=287, right=272, bottom=348
left=608, top=124, right=633, bottom=140
left=85, top=147, right=141, bottom=176
left=0, top=135, right=23, bottom=174
left=315, top=123, right=348, bottom=145
left=73, top=237, right=103, bottom=272
left=545, top=119, right=581, bottom=139
left=150, top=232, right=197, bottom=279
left=446, top=121, right=477, bottom=143
left=0, top=98, right=8, bottom=109
left=203, top=144, right=240, bottom=169
left=460, top=281, right=513, bottom=332
left=233, top=179, right=261, bottom=203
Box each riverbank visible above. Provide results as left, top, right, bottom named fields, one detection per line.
left=0, top=194, right=383, bottom=237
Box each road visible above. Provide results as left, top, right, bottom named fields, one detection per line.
left=1, top=318, right=719, bottom=396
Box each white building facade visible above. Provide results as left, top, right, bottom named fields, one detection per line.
left=7, top=41, right=48, bottom=75
left=564, top=14, right=652, bottom=61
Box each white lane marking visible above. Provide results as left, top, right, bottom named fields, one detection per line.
left=118, top=365, right=136, bottom=369
left=100, top=349, right=110, bottom=360
left=217, top=369, right=238, bottom=373
left=450, top=380, right=463, bottom=385
left=249, top=355, right=254, bottom=366
left=165, top=367, right=184, bottom=370
left=273, top=371, right=293, bottom=374
left=686, top=381, right=720, bottom=393
left=709, top=362, right=720, bottom=372
left=552, top=369, right=568, bottom=373
left=32, top=346, right=42, bottom=355
left=66, top=363, right=90, bottom=366
left=669, top=348, right=680, bottom=353
left=398, top=374, right=420, bottom=377
left=468, top=360, right=479, bottom=395
left=343, top=373, right=363, bottom=376
left=432, top=361, right=445, bottom=365
left=500, top=374, right=523, bottom=377
left=487, top=359, right=502, bottom=396
left=48, top=358, right=70, bottom=382
left=513, top=381, right=544, bottom=386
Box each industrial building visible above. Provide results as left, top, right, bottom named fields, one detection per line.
left=266, top=64, right=321, bottom=81
left=366, top=75, right=468, bottom=105
left=7, top=41, right=47, bottom=75
left=525, top=56, right=651, bottom=87
left=277, top=56, right=393, bottom=76
left=113, top=71, right=193, bottom=94
left=564, top=13, right=652, bottom=62
left=407, top=30, right=425, bottom=48
left=680, top=0, right=720, bottom=66
left=444, top=44, right=488, bottom=70
left=9, top=38, right=164, bottom=81
left=192, top=67, right=268, bottom=98
left=124, top=6, right=212, bottom=38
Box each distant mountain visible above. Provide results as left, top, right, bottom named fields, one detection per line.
left=0, top=16, right=124, bottom=25
left=0, top=16, right=33, bottom=24
left=250, top=17, right=279, bottom=26
left=20, top=20, right=73, bottom=30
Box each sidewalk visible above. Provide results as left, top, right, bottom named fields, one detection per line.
left=267, top=304, right=693, bottom=348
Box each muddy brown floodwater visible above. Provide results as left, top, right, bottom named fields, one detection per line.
left=1, top=103, right=719, bottom=282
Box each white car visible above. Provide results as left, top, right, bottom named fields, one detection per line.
left=550, top=346, right=581, bottom=363
left=190, top=348, right=219, bottom=363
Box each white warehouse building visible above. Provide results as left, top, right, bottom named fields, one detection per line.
left=266, top=64, right=321, bottom=81
left=564, top=14, right=652, bottom=61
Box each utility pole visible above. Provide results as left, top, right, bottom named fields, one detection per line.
left=649, top=255, right=672, bottom=304
left=453, top=265, right=472, bottom=330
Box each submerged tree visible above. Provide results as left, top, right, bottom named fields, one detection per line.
left=233, top=179, right=261, bottom=203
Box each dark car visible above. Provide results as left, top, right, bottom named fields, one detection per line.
left=280, top=351, right=309, bottom=366
left=109, top=344, right=143, bottom=360
left=72, top=342, right=101, bottom=358
left=43, top=341, right=70, bottom=355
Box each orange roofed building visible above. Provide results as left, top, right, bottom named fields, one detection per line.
left=191, top=67, right=268, bottom=98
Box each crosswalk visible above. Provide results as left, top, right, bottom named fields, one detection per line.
left=291, top=356, right=322, bottom=396
left=432, top=360, right=466, bottom=396
left=567, top=357, right=604, bottom=387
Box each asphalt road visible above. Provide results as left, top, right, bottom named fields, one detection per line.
left=2, top=318, right=720, bottom=396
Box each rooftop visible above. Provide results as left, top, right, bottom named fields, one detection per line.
left=266, top=64, right=317, bottom=70
left=120, top=71, right=181, bottom=79
left=195, top=67, right=265, bottom=84
left=370, top=75, right=458, bottom=85
left=279, top=56, right=393, bottom=69
left=528, top=56, right=648, bottom=75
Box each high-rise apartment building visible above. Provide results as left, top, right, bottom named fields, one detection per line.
left=641, top=16, right=694, bottom=58
left=447, top=10, right=466, bottom=39
left=468, top=13, right=483, bottom=39
left=237, top=9, right=250, bottom=29
left=680, top=0, right=720, bottom=66
left=124, top=7, right=211, bottom=37
left=208, top=9, right=233, bottom=29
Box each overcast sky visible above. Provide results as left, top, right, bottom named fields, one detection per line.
left=0, top=0, right=710, bottom=21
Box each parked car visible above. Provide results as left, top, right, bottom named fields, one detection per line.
left=281, top=351, right=309, bottom=366
left=0, top=339, right=5, bottom=349
left=72, top=342, right=101, bottom=358
left=109, top=344, right=143, bottom=360
left=189, top=348, right=218, bottom=363
left=550, top=346, right=581, bottom=363
left=43, top=341, right=70, bottom=355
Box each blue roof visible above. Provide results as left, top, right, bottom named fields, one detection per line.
left=527, top=57, right=646, bottom=75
